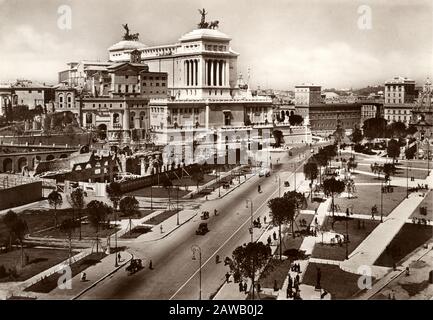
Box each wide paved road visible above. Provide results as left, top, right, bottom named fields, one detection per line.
left=80, top=147, right=315, bottom=300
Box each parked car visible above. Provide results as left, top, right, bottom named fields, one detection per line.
left=196, top=223, right=209, bottom=235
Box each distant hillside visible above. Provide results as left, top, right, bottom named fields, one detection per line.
left=353, top=85, right=384, bottom=96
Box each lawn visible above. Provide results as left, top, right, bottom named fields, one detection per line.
left=349, top=171, right=385, bottom=183
left=115, top=209, right=154, bottom=221
left=31, top=221, right=119, bottom=239
left=410, top=191, right=432, bottom=221
left=312, top=217, right=380, bottom=261
left=258, top=258, right=293, bottom=290
left=374, top=223, right=433, bottom=267
left=398, top=160, right=433, bottom=170
left=393, top=166, right=429, bottom=180
left=0, top=247, right=71, bottom=282
left=172, top=174, right=216, bottom=187
left=0, top=209, right=80, bottom=245
left=120, top=226, right=152, bottom=239
left=334, top=185, right=407, bottom=217
left=302, top=263, right=369, bottom=300
left=125, top=186, right=190, bottom=198
left=24, top=252, right=106, bottom=293
left=143, top=209, right=180, bottom=225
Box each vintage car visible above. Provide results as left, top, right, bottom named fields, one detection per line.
left=126, top=258, right=143, bottom=275
left=196, top=223, right=209, bottom=235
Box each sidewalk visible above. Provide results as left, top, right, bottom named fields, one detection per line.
left=0, top=250, right=132, bottom=300
left=340, top=192, right=427, bottom=277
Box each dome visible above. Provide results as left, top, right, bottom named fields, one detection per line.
left=179, top=28, right=231, bottom=42
left=108, top=40, right=146, bottom=52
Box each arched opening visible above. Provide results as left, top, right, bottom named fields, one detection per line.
left=17, top=157, right=28, bottom=172
left=3, top=158, right=13, bottom=172
left=46, top=154, right=55, bottom=161
left=97, top=123, right=107, bottom=140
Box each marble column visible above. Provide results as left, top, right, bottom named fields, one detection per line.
left=210, top=60, right=214, bottom=87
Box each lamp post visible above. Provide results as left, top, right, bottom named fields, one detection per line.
left=380, top=180, right=384, bottom=223
left=114, top=209, right=118, bottom=267
left=191, top=245, right=202, bottom=300
left=176, top=187, right=180, bottom=225
left=246, top=198, right=254, bottom=243
left=218, top=166, right=221, bottom=198
left=274, top=174, right=281, bottom=197
left=345, top=209, right=349, bottom=260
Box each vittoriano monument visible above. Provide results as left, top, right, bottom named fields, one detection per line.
left=197, top=8, right=219, bottom=29
left=122, top=23, right=140, bottom=41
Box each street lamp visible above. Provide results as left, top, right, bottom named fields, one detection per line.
left=191, top=245, right=202, bottom=300
left=379, top=180, right=383, bottom=223
left=345, top=209, right=349, bottom=260
left=176, top=187, right=180, bottom=225
left=245, top=198, right=254, bottom=243
left=274, top=174, right=281, bottom=197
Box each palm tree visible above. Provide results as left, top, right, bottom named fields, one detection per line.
left=48, top=190, right=63, bottom=228
left=69, top=188, right=85, bottom=240
left=119, top=196, right=139, bottom=235
left=87, top=200, right=112, bottom=253
left=268, top=197, right=295, bottom=259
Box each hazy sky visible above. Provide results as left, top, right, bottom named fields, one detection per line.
left=0, top=0, right=431, bottom=89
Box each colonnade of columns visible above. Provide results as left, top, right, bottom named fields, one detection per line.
left=184, top=59, right=229, bottom=87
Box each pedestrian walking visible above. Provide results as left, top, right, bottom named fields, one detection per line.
left=149, top=260, right=153, bottom=270
left=225, top=272, right=230, bottom=283
left=239, top=280, right=243, bottom=292
left=257, top=282, right=261, bottom=293
left=214, top=209, right=218, bottom=216
left=243, top=282, right=248, bottom=292
left=80, top=272, right=87, bottom=282
left=267, top=236, right=272, bottom=246
left=264, top=216, right=267, bottom=224
left=160, top=224, right=163, bottom=233
left=273, top=231, right=277, bottom=241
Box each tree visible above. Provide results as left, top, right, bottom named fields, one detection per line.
left=3, top=210, right=19, bottom=251
left=289, top=114, right=303, bottom=126
left=106, top=182, right=122, bottom=211
left=323, top=177, right=345, bottom=217
left=69, top=188, right=85, bottom=240
left=383, top=163, right=396, bottom=183
left=59, top=218, right=76, bottom=264
left=363, top=117, right=387, bottom=140
left=387, top=139, right=401, bottom=163
left=283, top=191, right=307, bottom=236
left=351, top=127, right=363, bottom=145
left=230, top=242, right=271, bottom=299
left=191, top=168, right=204, bottom=190
left=333, top=124, right=345, bottom=144
left=87, top=200, right=112, bottom=252
left=347, top=157, right=357, bottom=172
left=272, top=130, right=284, bottom=148
left=161, top=176, right=173, bottom=208
left=3, top=211, right=28, bottom=267
left=370, top=163, right=383, bottom=179
left=387, top=121, right=407, bottom=139
left=48, top=190, right=63, bottom=228
left=303, top=161, right=318, bottom=185
left=119, top=196, right=139, bottom=234
left=406, top=125, right=417, bottom=136
left=268, top=197, right=295, bottom=259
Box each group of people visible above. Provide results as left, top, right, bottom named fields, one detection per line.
left=411, top=217, right=431, bottom=225
left=286, top=272, right=301, bottom=299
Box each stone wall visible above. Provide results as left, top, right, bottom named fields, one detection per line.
left=0, top=181, right=42, bottom=210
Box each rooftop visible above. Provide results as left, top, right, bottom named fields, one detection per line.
left=179, top=28, right=231, bottom=42
left=108, top=40, right=147, bottom=52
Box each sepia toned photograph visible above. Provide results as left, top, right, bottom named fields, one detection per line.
left=0, top=0, right=432, bottom=308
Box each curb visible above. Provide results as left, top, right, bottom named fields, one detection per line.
left=128, top=211, right=198, bottom=243
left=71, top=251, right=133, bottom=300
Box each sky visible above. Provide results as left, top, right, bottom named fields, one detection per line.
left=0, top=0, right=431, bottom=89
